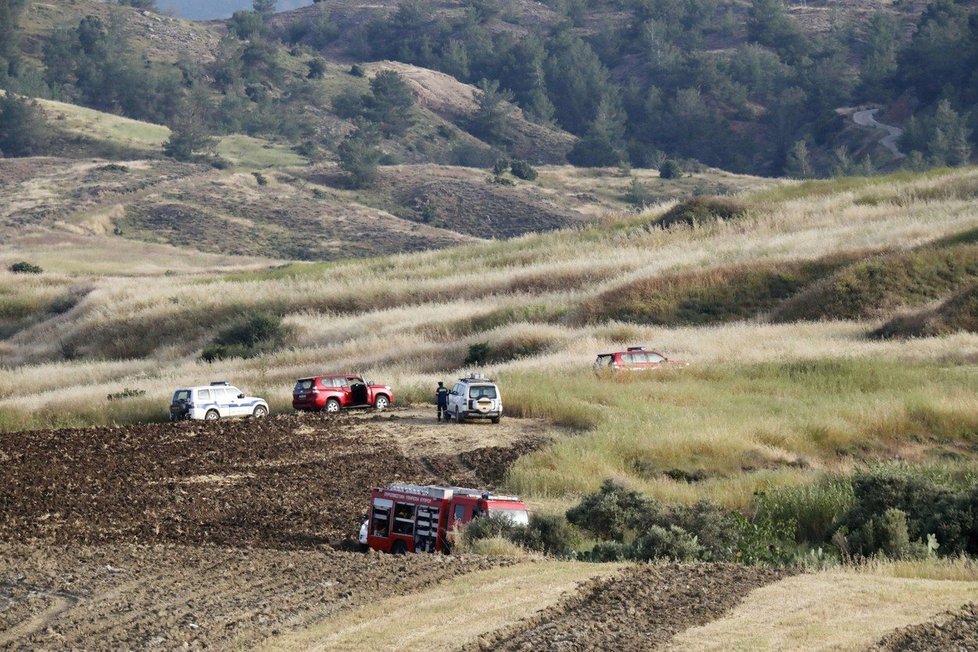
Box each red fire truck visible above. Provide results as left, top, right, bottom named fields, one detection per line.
left=363, top=483, right=529, bottom=554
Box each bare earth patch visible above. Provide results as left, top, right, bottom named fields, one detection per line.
left=467, top=563, right=791, bottom=651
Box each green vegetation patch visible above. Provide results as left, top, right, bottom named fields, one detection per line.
left=654, top=196, right=749, bottom=229
left=503, top=359, right=978, bottom=509
left=874, top=284, right=978, bottom=339
left=578, top=256, right=853, bottom=326
left=216, top=135, right=307, bottom=168
left=772, top=245, right=978, bottom=322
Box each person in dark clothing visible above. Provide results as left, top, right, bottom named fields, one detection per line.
left=435, top=381, right=450, bottom=421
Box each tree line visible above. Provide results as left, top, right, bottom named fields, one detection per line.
left=0, top=0, right=974, bottom=178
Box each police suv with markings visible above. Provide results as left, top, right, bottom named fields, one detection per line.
left=169, top=381, right=269, bottom=421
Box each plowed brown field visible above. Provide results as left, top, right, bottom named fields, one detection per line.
left=1, top=408, right=963, bottom=650
left=0, top=409, right=550, bottom=548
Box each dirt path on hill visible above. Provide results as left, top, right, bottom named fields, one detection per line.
left=853, top=108, right=906, bottom=159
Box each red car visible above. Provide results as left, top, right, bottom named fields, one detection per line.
left=292, top=374, right=393, bottom=413
left=593, top=346, right=679, bottom=373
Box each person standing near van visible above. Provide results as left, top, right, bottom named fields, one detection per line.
left=435, top=381, right=449, bottom=422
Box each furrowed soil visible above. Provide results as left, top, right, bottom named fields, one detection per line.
left=1, top=407, right=960, bottom=650
left=466, top=564, right=792, bottom=652
left=871, top=602, right=978, bottom=651
left=0, top=408, right=557, bottom=649
left=0, top=408, right=551, bottom=548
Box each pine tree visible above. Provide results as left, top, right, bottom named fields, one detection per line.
left=784, top=140, right=813, bottom=178
left=253, top=0, right=276, bottom=17
left=339, top=121, right=383, bottom=188
left=0, top=0, right=27, bottom=64
left=0, top=92, right=48, bottom=157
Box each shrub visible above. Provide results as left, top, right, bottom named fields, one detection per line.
left=515, top=513, right=580, bottom=558
left=509, top=159, right=538, bottom=181
left=586, top=541, right=631, bottom=562
left=465, top=342, right=491, bottom=365
left=659, top=159, right=682, bottom=179
left=565, top=479, right=659, bottom=542
left=492, top=158, right=509, bottom=175
left=252, top=172, right=268, bottom=186
left=631, top=525, right=703, bottom=561
left=8, top=261, right=42, bottom=274
left=350, top=64, right=365, bottom=77
left=460, top=513, right=521, bottom=548
left=660, top=500, right=740, bottom=561
left=655, top=196, right=749, bottom=229
left=831, top=467, right=978, bottom=558
left=200, top=312, right=290, bottom=362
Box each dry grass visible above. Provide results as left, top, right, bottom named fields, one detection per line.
left=2, top=168, right=977, bottom=508
left=259, top=561, right=620, bottom=652
left=664, top=570, right=978, bottom=651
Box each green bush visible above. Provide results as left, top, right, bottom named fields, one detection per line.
left=660, top=500, right=740, bottom=561
left=565, top=479, right=659, bottom=542
left=655, top=196, right=749, bottom=229
left=631, top=525, right=703, bottom=561
left=831, top=467, right=978, bottom=557
left=200, top=312, right=290, bottom=362
left=515, top=513, right=580, bottom=558
left=8, top=261, right=42, bottom=274
left=460, top=513, right=521, bottom=547
left=659, top=159, right=682, bottom=179
left=586, top=541, right=630, bottom=562
left=509, top=159, right=538, bottom=181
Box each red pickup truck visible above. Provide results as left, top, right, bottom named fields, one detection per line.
left=292, top=374, right=393, bottom=413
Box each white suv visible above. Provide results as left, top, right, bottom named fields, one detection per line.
left=447, top=374, right=502, bottom=424
left=169, top=381, right=269, bottom=421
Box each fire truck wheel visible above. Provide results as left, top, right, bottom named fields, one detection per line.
left=391, top=541, right=408, bottom=555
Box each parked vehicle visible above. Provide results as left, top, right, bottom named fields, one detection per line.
left=593, top=346, right=679, bottom=373
left=446, top=373, right=502, bottom=424
left=169, top=381, right=269, bottom=421
left=363, top=483, right=529, bottom=554
left=292, top=374, right=393, bottom=413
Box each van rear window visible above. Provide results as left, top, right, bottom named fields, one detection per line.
left=469, top=386, right=497, bottom=399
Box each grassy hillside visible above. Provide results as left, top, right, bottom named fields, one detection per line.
left=2, top=168, right=976, bottom=513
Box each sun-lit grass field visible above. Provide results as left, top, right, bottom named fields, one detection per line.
left=2, top=166, right=978, bottom=513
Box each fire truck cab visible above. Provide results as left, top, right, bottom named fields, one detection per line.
left=364, top=483, right=529, bottom=554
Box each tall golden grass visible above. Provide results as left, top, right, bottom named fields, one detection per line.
left=1, top=167, right=977, bottom=508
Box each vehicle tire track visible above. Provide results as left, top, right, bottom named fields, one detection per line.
left=0, top=585, right=81, bottom=646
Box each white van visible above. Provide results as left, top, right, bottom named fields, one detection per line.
left=446, top=373, right=502, bottom=424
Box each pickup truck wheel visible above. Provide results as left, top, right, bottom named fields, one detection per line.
left=374, top=395, right=389, bottom=411
left=205, top=409, right=219, bottom=421
left=253, top=405, right=268, bottom=418
left=325, top=398, right=341, bottom=414
left=391, top=541, right=408, bottom=555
